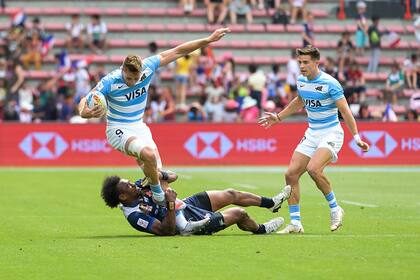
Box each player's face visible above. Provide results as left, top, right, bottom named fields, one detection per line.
left=122, top=68, right=141, bottom=87
left=297, top=55, right=319, bottom=78
left=118, top=179, right=141, bottom=200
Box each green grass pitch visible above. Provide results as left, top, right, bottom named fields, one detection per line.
left=1, top=167, right=419, bottom=280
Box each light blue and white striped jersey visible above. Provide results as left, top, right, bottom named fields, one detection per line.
left=296, top=71, right=344, bottom=130
left=94, top=55, right=160, bottom=124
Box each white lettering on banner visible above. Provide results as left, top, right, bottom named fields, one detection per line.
left=236, top=138, right=277, bottom=152
left=71, top=139, right=112, bottom=153
left=401, top=138, right=420, bottom=151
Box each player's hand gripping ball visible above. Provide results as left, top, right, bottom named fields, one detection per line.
left=86, top=91, right=108, bottom=111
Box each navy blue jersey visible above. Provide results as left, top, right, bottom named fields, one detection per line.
left=120, top=186, right=167, bottom=234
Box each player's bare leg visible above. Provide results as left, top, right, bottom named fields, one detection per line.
left=221, top=208, right=283, bottom=234
left=278, top=151, right=310, bottom=234
left=125, top=137, right=164, bottom=204
left=307, top=148, right=344, bottom=231
left=206, top=186, right=290, bottom=212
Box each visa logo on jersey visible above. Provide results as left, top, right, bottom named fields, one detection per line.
left=125, top=87, right=146, bottom=101
left=303, top=98, right=322, bottom=108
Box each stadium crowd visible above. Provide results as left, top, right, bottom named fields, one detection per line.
left=0, top=0, right=419, bottom=123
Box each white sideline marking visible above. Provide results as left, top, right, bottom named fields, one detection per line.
left=234, top=183, right=259, bottom=190
left=178, top=174, right=192, bottom=180
left=290, top=234, right=419, bottom=238
left=340, top=200, right=378, bottom=208
left=1, top=166, right=420, bottom=173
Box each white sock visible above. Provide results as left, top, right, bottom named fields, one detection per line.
left=175, top=210, right=188, bottom=231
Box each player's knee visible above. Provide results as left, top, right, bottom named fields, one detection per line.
left=285, top=169, right=299, bottom=182
left=140, top=146, right=156, bottom=163
left=234, top=208, right=249, bottom=221
left=224, top=188, right=239, bottom=201
left=306, top=165, right=322, bottom=179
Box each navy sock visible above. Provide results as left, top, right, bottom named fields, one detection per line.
left=260, top=197, right=274, bottom=208
left=252, top=224, right=266, bottom=234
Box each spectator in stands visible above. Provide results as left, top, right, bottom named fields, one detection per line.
left=91, top=64, right=107, bottom=84
left=267, top=64, right=284, bottom=100
left=355, top=1, right=368, bottom=56
left=405, top=109, right=418, bottom=122
left=6, top=59, right=25, bottom=96
left=74, top=64, right=91, bottom=104
left=221, top=55, right=235, bottom=94
left=337, top=31, right=355, bottom=74
left=187, top=102, right=206, bottom=122
left=32, top=95, right=45, bottom=123
left=180, top=0, right=195, bottom=13
left=205, top=78, right=224, bottom=100
left=174, top=54, right=195, bottom=109
left=7, top=27, right=25, bottom=60
left=223, top=99, right=239, bottom=122
left=196, top=47, right=215, bottom=87
left=289, top=0, right=307, bottom=24
left=59, top=95, right=74, bottom=121
left=357, top=103, right=373, bottom=120
left=344, top=61, right=366, bottom=104
left=148, top=41, right=161, bottom=87
left=3, top=99, right=19, bottom=121
left=87, top=14, right=107, bottom=54
left=322, top=56, right=339, bottom=80
left=302, top=12, right=314, bottom=47
left=21, top=31, right=42, bottom=70
left=205, top=0, right=229, bottom=24
left=159, top=86, right=176, bottom=122
left=248, top=64, right=266, bottom=110
left=286, top=50, right=299, bottom=103
left=367, top=16, right=383, bottom=73
left=27, top=17, right=46, bottom=41
left=204, top=92, right=225, bottom=122
left=403, top=54, right=418, bottom=89
left=239, top=96, right=259, bottom=122
left=65, top=14, right=84, bottom=54
left=384, top=64, right=405, bottom=105
left=229, top=0, right=254, bottom=24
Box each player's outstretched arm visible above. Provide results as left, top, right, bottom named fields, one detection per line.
left=78, top=97, right=105, bottom=118
left=258, top=96, right=304, bottom=129
left=158, top=27, right=230, bottom=67
left=336, top=98, right=370, bottom=152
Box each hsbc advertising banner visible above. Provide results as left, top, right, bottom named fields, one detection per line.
left=0, top=123, right=419, bottom=166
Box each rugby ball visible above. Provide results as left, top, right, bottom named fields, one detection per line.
left=86, top=91, right=108, bottom=111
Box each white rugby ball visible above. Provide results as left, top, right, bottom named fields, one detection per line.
left=86, top=91, right=108, bottom=111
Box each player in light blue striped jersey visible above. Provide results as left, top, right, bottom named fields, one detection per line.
left=259, top=46, right=370, bottom=233
left=78, top=28, right=230, bottom=205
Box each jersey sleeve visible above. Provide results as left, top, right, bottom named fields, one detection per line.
left=143, top=55, right=161, bottom=72
left=93, top=74, right=111, bottom=96
left=329, top=79, right=345, bottom=101
left=126, top=211, right=157, bottom=234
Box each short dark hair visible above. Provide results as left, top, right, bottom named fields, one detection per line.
left=101, top=176, right=121, bottom=208
left=123, top=55, right=142, bottom=73
left=296, top=45, right=321, bottom=61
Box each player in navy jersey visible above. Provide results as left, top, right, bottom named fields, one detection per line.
left=78, top=28, right=230, bottom=206
left=100, top=175, right=291, bottom=236
left=259, top=46, right=370, bottom=234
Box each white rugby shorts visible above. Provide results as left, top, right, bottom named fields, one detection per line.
left=106, top=122, right=162, bottom=167
left=295, top=125, right=344, bottom=163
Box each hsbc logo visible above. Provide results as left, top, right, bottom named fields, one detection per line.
left=19, top=132, right=68, bottom=159
left=349, top=131, right=397, bottom=158
left=184, top=132, right=233, bottom=159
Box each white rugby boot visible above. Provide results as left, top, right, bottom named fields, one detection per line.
left=330, top=206, right=344, bottom=232
left=269, top=185, right=292, bottom=213
left=263, top=217, right=285, bottom=234
left=179, top=217, right=210, bottom=236
left=277, top=220, right=304, bottom=234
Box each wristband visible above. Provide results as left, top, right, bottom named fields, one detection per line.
left=353, top=134, right=361, bottom=143
left=160, top=170, right=169, bottom=181
left=167, top=201, right=175, bottom=211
